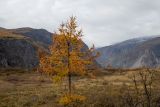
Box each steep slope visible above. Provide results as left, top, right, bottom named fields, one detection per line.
left=0, top=27, right=98, bottom=70
left=0, top=28, right=52, bottom=70
left=10, top=27, right=53, bottom=47
left=96, top=36, right=160, bottom=68
left=0, top=31, right=38, bottom=69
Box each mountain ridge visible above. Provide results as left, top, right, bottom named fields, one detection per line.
left=0, top=27, right=94, bottom=70
left=0, top=27, right=51, bottom=70
left=96, top=36, right=160, bottom=68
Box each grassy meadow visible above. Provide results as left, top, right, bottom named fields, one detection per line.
left=0, top=68, right=160, bottom=107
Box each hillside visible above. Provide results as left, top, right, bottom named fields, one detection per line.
left=0, top=27, right=94, bottom=70
left=0, top=31, right=39, bottom=69
left=96, top=36, right=160, bottom=68
left=0, top=28, right=52, bottom=70
left=10, top=27, right=53, bottom=45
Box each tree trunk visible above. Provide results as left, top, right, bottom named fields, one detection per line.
left=68, top=72, right=71, bottom=95
left=67, top=41, right=71, bottom=95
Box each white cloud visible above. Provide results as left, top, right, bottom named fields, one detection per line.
left=0, top=0, right=160, bottom=47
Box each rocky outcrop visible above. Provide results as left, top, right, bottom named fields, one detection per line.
left=0, top=27, right=98, bottom=70
left=0, top=38, right=38, bottom=69
left=0, top=27, right=53, bottom=70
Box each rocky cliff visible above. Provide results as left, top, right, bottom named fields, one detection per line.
left=0, top=28, right=50, bottom=70
left=0, top=38, right=38, bottom=69
left=96, top=36, right=160, bottom=68
left=0, top=27, right=95, bottom=70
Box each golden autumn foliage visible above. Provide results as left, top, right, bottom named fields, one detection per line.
left=59, top=94, right=86, bottom=106
left=38, top=16, right=99, bottom=99
left=39, top=17, right=95, bottom=76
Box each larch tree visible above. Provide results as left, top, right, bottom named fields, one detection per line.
left=39, top=17, right=99, bottom=97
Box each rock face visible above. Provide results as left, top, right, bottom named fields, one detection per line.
left=96, top=36, right=160, bottom=68
left=0, top=27, right=52, bottom=70
left=0, top=38, right=38, bottom=69
left=0, top=27, right=96, bottom=70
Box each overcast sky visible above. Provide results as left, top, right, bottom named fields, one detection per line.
left=0, top=0, right=160, bottom=47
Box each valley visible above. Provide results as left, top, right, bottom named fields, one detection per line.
left=1, top=26, right=160, bottom=107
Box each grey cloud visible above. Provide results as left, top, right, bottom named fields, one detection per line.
left=0, top=0, right=160, bottom=47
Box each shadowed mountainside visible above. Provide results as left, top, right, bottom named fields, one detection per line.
left=0, top=29, right=44, bottom=70
left=0, top=27, right=53, bottom=70
left=0, top=27, right=94, bottom=70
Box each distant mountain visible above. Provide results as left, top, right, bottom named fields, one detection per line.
left=0, top=27, right=5, bottom=30
left=0, top=27, right=54, bottom=70
left=0, top=31, right=38, bottom=69
left=0, top=27, right=95, bottom=70
left=96, top=36, right=160, bottom=68
left=9, top=27, right=53, bottom=46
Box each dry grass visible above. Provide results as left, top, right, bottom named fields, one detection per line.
left=0, top=71, right=59, bottom=107
left=0, top=30, right=26, bottom=39
left=0, top=69, right=160, bottom=107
